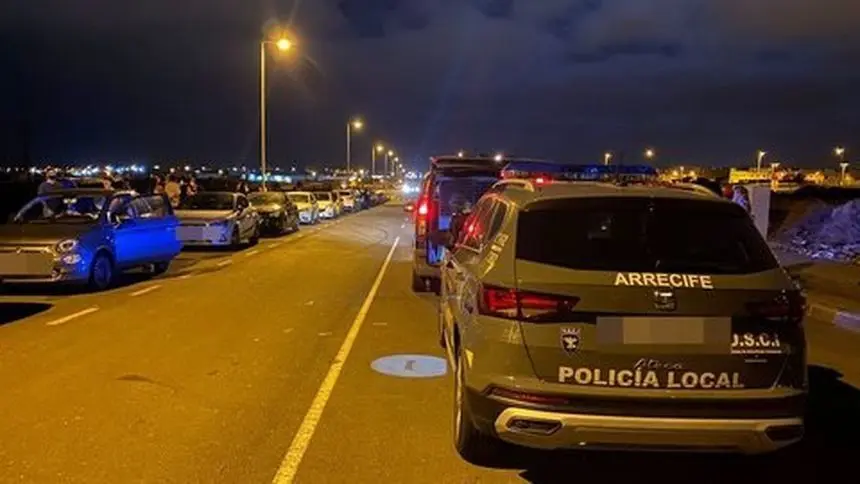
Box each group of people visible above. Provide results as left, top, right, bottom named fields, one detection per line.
left=150, top=174, right=201, bottom=208
left=37, top=169, right=131, bottom=195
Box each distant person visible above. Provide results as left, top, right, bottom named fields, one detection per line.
left=152, top=175, right=166, bottom=195
left=37, top=170, right=60, bottom=194
left=165, top=175, right=182, bottom=207
left=732, top=185, right=752, bottom=213
left=235, top=180, right=250, bottom=194
left=187, top=177, right=199, bottom=196
left=100, top=172, right=114, bottom=190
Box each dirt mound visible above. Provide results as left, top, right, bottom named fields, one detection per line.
left=778, top=199, right=860, bottom=262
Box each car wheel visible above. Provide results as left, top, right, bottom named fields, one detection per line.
left=230, top=227, right=241, bottom=248
left=88, top=252, right=114, bottom=291
left=280, top=215, right=289, bottom=234
left=151, top=261, right=170, bottom=275
left=412, top=272, right=427, bottom=292
left=453, top=347, right=501, bottom=466
left=250, top=225, right=260, bottom=245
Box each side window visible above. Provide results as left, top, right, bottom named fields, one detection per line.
left=129, top=197, right=153, bottom=218
left=485, top=201, right=508, bottom=242
left=459, top=199, right=495, bottom=251
left=142, top=195, right=171, bottom=218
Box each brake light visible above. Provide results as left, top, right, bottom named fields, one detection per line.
left=479, top=286, right=579, bottom=322
left=534, top=177, right=547, bottom=185
left=747, top=292, right=806, bottom=322
left=417, top=201, right=429, bottom=216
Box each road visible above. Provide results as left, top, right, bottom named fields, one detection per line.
left=1, top=206, right=860, bottom=483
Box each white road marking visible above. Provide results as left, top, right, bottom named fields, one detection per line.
left=283, top=328, right=294, bottom=334
left=45, top=307, right=99, bottom=326
left=216, top=259, right=233, bottom=267
left=372, top=322, right=388, bottom=326
left=305, top=300, right=314, bottom=306
left=130, top=285, right=161, bottom=297
left=269, top=242, right=283, bottom=248
left=317, top=332, right=332, bottom=337
left=245, top=249, right=260, bottom=257
left=271, top=236, right=400, bottom=483
left=178, top=274, right=193, bottom=280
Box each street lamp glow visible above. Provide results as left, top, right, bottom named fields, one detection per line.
left=604, top=152, right=612, bottom=165
left=351, top=119, right=364, bottom=130
left=275, top=38, right=292, bottom=51
left=493, top=153, right=503, bottom=162
left=393, top=157, right=399, bottom=162
left=644, top=148, right=655, bottom=159
left=388, top=150, right=394, bottom=157
left=756, top=150, right=766, bottom=170
left=835, top=146, right=845, bottom=157
left=457, top=151, right=464, bottom=157
left=376, top=144, right=385, bottom=152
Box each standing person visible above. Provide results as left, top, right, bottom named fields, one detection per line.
left=152, top=174, right=166, bottom=195
left=165, top=175, right=182, bottom=208
left=37, top=170, right=60, bottom=194
left=732, top=185, right=752, bottom=213
left=235, top=180, right=250, bottom=194
left=186, top=177, right=199, bottom=197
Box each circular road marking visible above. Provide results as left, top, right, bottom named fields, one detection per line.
left=371, top=354, right=448, bottom=378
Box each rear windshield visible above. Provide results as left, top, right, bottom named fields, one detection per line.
left=434, top=176, right=499, bottom=216
left=315, top=193, right=332, bottom=201
left=516, top=197, right=777, bottom=275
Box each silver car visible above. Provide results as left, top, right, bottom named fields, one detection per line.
left=440, top=178, right=806, bottom=463
left=0, top=189, right=181, bottom=290
left=175, top=192, right=260, bottom=248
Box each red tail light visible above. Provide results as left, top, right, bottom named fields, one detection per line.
left=417, top=200, right=429, bottom=216
left=479, top=286, right=579, bottom=322
left=746, top=291, right=806, bottom=322
left=534, top=177, right=547, bottom=185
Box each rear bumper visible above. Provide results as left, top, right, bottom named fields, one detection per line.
left=412, top=251, right=439, bottom=279
left=492, top=406, right=802, bottom=454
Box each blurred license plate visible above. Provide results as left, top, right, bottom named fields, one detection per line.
left=622, top=317, right=705, bottom=344
left=0, top=253, right=52, bottom=276
left=178, top=227, right=205, bottom=240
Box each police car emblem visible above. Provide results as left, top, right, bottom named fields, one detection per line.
left=560, top=328, right=581, bottom=355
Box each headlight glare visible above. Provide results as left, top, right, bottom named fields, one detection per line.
left=56, top=239, right=78, bottom=253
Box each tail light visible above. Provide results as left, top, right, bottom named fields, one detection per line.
left=479, top=285, right=579, bottom=322
left=417, top=199, right=429, bottom=216
left=746, top=291, right=806, bottom=323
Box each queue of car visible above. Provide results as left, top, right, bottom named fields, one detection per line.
left=0, top=185, right=373, bottom=291
left=408, top=156, right=808, bottom=465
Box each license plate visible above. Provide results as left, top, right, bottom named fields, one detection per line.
left=0, top=253, right=53, bottom=276
left=597, top=317, right=730, bottom=346
left=178, top=227, right=205, bottom=240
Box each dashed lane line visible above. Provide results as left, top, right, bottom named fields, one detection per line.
left=216, top=259, right=233, bottom=267
left=245, top=249, right=260, bottom=257
left=271, top=236, right=401, bottom=483
left=45, top=307, right=100, bottom=327
left=130, top=285, right=161, bottom=297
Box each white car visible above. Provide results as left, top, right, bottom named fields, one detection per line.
left=314, top=192, right=339, bottom=219
left=337, top=190, right=357, bottom=211
left=288, top=191, right=319, bottom=224
left=175, top=192, right=260, bottom=248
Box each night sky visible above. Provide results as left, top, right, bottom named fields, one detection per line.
left=1, top=0, right=859, bottom=169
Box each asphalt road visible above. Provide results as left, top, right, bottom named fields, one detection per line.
left=1, top=206, right=860, bottom=483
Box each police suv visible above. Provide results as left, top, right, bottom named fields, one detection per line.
left=439, top=162, right=807, bottom=463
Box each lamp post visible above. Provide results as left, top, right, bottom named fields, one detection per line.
left=756, top=150, right=766, bottom=171
left=840, top=162, right=849, bottom=186
left=346, top=118, right=363, bottom=172
left=260, top=37, right=293, bottom=191
left=385, top=149, right=394, bottom=177
left=604, top=152, right=612, bottom=165
left=372, top=143, right=384, bottom=176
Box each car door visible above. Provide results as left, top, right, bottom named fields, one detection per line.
left=138, top=194, right=181, bottom=260
left=443, top=198, right=495, bottom=336
left=108, top=194, right=146, bottom=267
left=234, top=195, right=251, bottom=238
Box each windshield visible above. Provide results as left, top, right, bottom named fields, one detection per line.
left=516, top=197, right=778, bottom=275
left=288, top=193, right=310, bottom=204
left=16, top=195, right=107, bottom=223
left=337, top=191, right=352, bottom=198
left=315, top=193, right=332, bottom=201
left=179, top=193, right=235, bottom=211
left=248, top=193, right=284, bottom=205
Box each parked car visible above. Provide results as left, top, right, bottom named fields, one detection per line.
left=0, top=189, right=181, bottom=290
left=248, top=191, right=300, bottom=235
left=287, top=191, right=320, bottom=224
left=314, top=192, right=339, bottom=219
left=336, top=190, right=357, bottom=212
left=175, top=192, right=260, bottom=248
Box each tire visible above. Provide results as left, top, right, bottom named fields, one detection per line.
left=412, top=272, right=427, bottom=292
left=230, top=227, right=241, bottom=248
left=453, top=348, right=502, bottom=466
left=88, top=252, right=114, bottom=291
left=151, top=261, right=170, bottom=275
left=249, top=225, right=260, bottom=245
left=280, top=215, right=289, bottom=235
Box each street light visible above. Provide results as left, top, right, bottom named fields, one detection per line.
left=372, top=143, right=385, bottom=176
left=840, top=162, right=849, bottom=186
left=604, top=152, right=612, bottom=165
left=346, top=118, right=363, bottom=172
left=835, top=146, right=846, bottom=161
left=260, top=35, right=294, bottom=191
left=385, top=149, right=395, bottom=176
left=457, top=151, right=464, bottom=158
left=756, top=150, right=766, bottom=171
left=493, top=153, right=503, bottom=162
left=644, top=148, right=655, bottom=160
